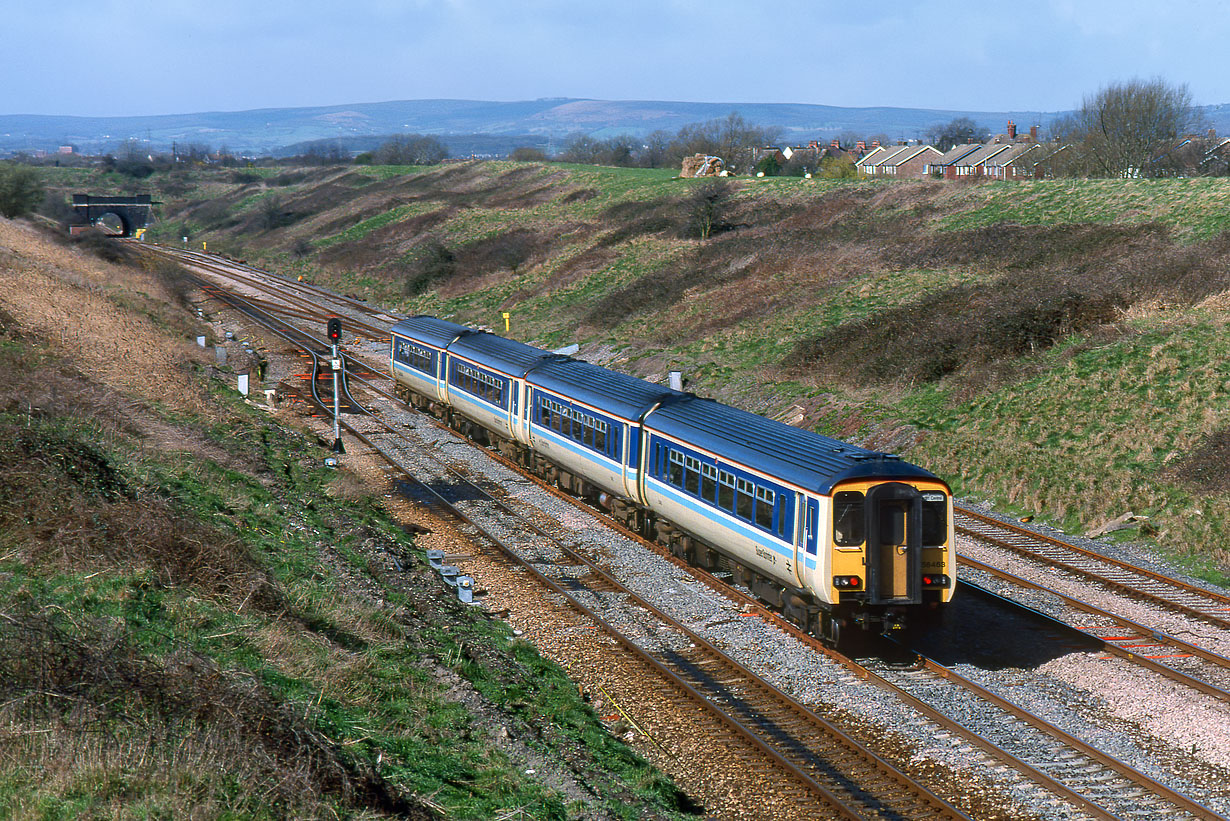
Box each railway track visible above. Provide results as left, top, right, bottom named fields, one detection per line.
left=146, top=243, right=1230, bottom=819
left=347, top=412, right=969, bottom=819
left=955, top=508, right=1230, bottom=631
left=169, top=247, right=972, bottom=817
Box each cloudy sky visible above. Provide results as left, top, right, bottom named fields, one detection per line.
left=5, top=0, right=1230, bottom=117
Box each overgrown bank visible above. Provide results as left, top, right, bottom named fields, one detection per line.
left=0, top=217, right=692, bottom=819
left=37, top=163, right=1230, bottom=581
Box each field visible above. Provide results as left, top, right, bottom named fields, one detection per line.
left=42, top=162, right=1230, bottom=582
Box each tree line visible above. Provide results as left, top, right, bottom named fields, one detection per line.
left=547, top=112, right=783, bottom=174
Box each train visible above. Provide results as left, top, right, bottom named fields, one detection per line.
left=389, top=315, right=955, bottom=645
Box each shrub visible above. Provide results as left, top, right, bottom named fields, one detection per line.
left=0, top=163, right=44, bottom=218
left=403, top=239, right=456, bottom=295
left=683, top=179, right=736, bottom=240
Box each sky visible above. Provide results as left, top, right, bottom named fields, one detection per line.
left=4, top=0, right=1230, bottom=118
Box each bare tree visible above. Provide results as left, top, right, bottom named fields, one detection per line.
left=1051, top=77, right=1205, bottom=177
left=558, top=133, right=603, bottom=164
left=374, top=134, right=447, bottom=166
left=924, top=117, right=982, bottom=152
left=640, top=130, right=673, bottom=168
left=683, top=178, right=736, bottom=240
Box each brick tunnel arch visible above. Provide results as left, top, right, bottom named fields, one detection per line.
left=71, top=195, right=155, bottom=238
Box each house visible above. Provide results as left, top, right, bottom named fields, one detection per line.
left=983, top=143, right=1044, bottom=180
left=1202, top=137, right=1230, bottom=175
left=856, top=144, right=907, bottom=175
left=876, top=145, right=943, bottom=178
left=926, top=144, right=982, bottom=177
left=946, top=143, right=1014, bottom=179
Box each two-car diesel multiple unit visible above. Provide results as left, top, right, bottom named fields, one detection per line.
left=390, top=315, right=955, bottom=644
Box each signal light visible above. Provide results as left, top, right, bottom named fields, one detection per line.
left=922, top=574, right=951, bottom=588
left=833, top=575, right=862, bottom=589
left=327, top=318, right=342, bottom=344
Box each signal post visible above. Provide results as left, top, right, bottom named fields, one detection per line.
left=327, top=318, right=345, bottom=454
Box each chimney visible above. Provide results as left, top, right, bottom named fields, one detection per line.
left=1030, top=124, right=1039, bottom=143
left=857, top=140, right=866, bottom=151
left=1007, top=120, right=1016, bottom=140
left=1211, top=128, right=1218, bottom=141
left=831, top=138, right=840, bottom=149
left=871, top=139, right=880, bottom=148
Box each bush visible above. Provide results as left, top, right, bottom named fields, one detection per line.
left=683, top=179, right=736, bottom=240
left=510, top=146, right=547, bottom=162
left=403, top=239, right=456, bottom=295
left=0, top=163, right=44, bottom=219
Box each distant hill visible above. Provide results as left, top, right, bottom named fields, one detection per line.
left=3, top=97, right=1229, bottom=157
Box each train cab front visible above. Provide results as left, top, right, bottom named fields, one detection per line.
left=823, top=474, right=954, bottom=644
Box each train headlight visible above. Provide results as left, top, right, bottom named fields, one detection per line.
left=832, top=575, right=862, bottom=589
left=922, top=574, right=951, bottom=588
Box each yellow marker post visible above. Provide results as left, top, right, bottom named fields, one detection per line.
left=502, top=312, right=511, bottom=333
left=202, top=241, right=207, bottom=251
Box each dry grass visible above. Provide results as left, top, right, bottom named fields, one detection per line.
left=0, top=606, right=415, bottom=820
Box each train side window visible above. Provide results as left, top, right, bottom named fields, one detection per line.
left=736, top=478, right=754, bottom=521
left=755, top=487, right=774, bottom=530
left=684, top=456, right=701, bottom=495
left=667, top=450, right=685, bottom=487
left=594, top=422, right=606, bottom=454
left=701, top=464, right=717, bottom=503
left=921, top=491, right=948, bottom=544
left=833, top=491, right=864, bottom=546
left=583, top=420, right=594, bottom=447
left=718, top=471, right=735, bottom=511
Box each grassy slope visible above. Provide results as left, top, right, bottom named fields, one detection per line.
left=0, top=220, right=690, bottom=820
left=49, top=163, right=1230, bottom=583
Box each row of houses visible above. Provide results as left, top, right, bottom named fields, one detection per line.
left=858, top=139, right=1061, bottom=180
left=853, top=121, right=1059, bottom=179
left=765, top=121, right=1230, bottom=180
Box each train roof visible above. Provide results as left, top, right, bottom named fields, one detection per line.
left=390, top=315, right=471, bottom=349
left=529, top=358, right=680, bottom=421
left=645, top=397, right=939, bottom=494
left=448, top=331, right=553, bottom=375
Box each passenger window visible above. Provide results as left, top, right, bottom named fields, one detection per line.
left=594, top=423, right=606, bottom=453
left=922, top=491, right=948, bottom=545
left=755, top=487, right=774, bottom=530
left=668, top=452, right=684, bottom=487
left=833, top=491, right=864, bottom=546
left=701, top=464, right=717, bottom=503
left=736, top=479, right=754, bottom=521
left=684, top=457, right=700, bottom=495
left=718, top=471, right=735, bottom=510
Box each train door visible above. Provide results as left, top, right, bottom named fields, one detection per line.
left=864, top=483, right=922, bottom=604
left=507, top=377, right=519, bottom=440
left=795, top=495, right=819, bottom=588
left=437, top=353, right=451, bottom=404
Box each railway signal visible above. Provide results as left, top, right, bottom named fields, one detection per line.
left=327, top=318, right=345, bottom=454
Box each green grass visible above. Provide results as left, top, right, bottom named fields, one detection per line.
left=937, top=178, right=1230, bottom=241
